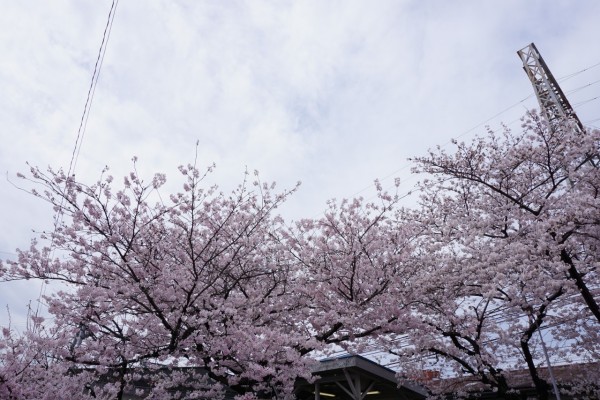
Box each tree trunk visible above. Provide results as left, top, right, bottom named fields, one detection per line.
left=561, top=249, right=600, bottom=323
left=521, top=338, right=550, bottom=400
left=495, top=375, right=522, bottom=400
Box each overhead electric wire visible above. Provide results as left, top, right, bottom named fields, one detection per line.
left=573, top=96, right=600, bottom=108
left=345, top=101, right=593, bottom=207
left=565, top=78, right=600, bottom=95
left=351, top=60, right=600, bottom=202
left=34, top=0, right=120, bottom=321
left=68, top=0, right=119, bottom=178
left=556, top=60, right=600, bottom=82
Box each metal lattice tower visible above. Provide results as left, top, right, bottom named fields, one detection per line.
left=517, top=42, right=584, bottom=133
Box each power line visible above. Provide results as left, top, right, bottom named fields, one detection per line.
left=344, top=59, right=600, bottom=204
left=35, top=0, right=120, bottom=321
left=573, top=96, right=600, bottom=108
left=565, top=78, right=600, bottom=95
left=556, top=60, right=600, bottom=82
left=68, top=0, right=120, bottom=178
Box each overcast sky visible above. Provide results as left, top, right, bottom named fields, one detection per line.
left=1, top=0, right=600, bottom=329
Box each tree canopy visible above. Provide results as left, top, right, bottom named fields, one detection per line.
left=2, top=113, right=600, bottom=399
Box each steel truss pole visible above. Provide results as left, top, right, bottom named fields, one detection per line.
left=517, top=42, right=584, bottom=133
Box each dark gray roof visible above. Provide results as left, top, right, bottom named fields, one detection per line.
left=295, top=354, right=427, bottom=400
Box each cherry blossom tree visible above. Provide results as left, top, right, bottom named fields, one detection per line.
left=396, top=113, right=600, bottom=399
left=0, top=159, right=417, bottom=399
left=3, top=112, right=598, bottom=399
left=0, top=159, right=315, bottom=399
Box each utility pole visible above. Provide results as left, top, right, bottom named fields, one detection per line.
left=517, top=42, right=584, bottom=133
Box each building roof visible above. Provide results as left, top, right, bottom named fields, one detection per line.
left=296, top=355, right=427, bottom=400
